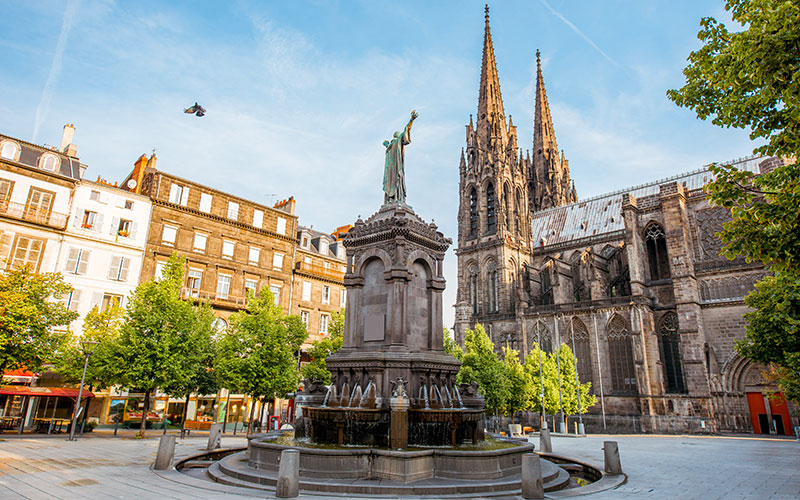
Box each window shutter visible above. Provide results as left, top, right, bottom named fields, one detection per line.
left=169, top=184, right=180, bottom=203
left=180, top=187, right=189, bottom=206
left=91, top=291, right=103, bottom=309
left=108, top=256, right=122, bottom=280
left=77, top=250, right=90, bottom=275
left=95, top=214, right=104, bottom=232
left=73, top=208, right=82, bottom=229
left=110, top=217, right=119, bottom=236
left=0, top=231, right=12, bottom=269
left=130, top=221, right=138, bottom=239
left=69, top=290, right=82, bottom=312
left=66, top=248, right=80, bottom=273
left=119, top=257, right=130, bottom=282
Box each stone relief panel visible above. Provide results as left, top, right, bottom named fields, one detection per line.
left=700, top=274, right=765, bottom=302
left=695, top=207, right=730, bottom=260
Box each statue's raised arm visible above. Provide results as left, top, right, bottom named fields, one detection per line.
left=382, top=110, right=418, bottom=205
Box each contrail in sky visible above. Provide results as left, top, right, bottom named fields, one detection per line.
left=539, top=0, right=618, bottom=67
left=32, top=0, right=80, bottom=143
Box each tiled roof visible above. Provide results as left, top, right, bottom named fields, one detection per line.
left=530, top=156, right=763, bottom=247
left=0, top=133, right=82, bottom=180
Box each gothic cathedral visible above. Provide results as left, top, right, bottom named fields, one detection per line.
left=454, top=7, right=796, bottom=435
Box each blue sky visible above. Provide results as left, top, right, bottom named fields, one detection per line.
left=0, top=1, right=757, bottom=327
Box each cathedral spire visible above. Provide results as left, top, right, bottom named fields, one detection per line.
left=476, top=5, right=507, bottom=149
left=530, top=49, right=577, bottom=211
left=533, top=49, right=557, bottom=158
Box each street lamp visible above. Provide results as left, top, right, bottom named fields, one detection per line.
left=69, top=340, right=99, bottom=441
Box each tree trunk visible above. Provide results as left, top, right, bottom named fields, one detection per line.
left=180, top=393, right=190, bottom=439
left=247, top=396, right=257, bottom=435
left=139, top=388, right=151, bottom=438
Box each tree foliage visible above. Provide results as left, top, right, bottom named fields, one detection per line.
left=457, top=324, right=508, bottom=415
left=443, top=327, right=464, bottom=361
left=112, top=253, right=213, bottom=436
left=554, top=344, right=596, bottom=415
left=501, top=345, right=534, bottom=421
left=54, top=304, right=124, bottom=389
left=215, top=288, right=307, bottom=432
left=300, top=310, right=344, bottom=384
left=523, top=343, right=561, bottom=415
left=668, top=0, right=800, bottom=401
left=0, top=266, right=77, bottom=373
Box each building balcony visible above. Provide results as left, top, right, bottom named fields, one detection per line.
left=294, top=261, right=344, bottom=281
left=0, top=201, right=69, bottom=230
left=180, top=287, right=248, bottom=309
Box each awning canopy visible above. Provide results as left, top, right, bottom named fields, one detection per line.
left=0, top=386, right=95, bottom=398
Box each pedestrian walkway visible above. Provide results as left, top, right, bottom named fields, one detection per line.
left=0, top=433, right=796, bottom=499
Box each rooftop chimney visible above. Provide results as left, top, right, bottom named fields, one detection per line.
left=60, top=124, right=77, bottom=156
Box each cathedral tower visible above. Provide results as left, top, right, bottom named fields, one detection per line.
left=529, top=50, right=577, bottom=212
left=455, top=6, right=532, bottom=343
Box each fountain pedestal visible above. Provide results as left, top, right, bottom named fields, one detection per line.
left=297, top=203, right=485, bottom=447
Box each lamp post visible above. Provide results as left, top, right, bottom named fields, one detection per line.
left=69, top=340, right=98, bottom=441
left=538, top=324, right=547, bottom=430
left=569, top=318, right=584, bottom=434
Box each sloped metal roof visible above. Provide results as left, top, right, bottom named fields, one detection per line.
left=531, top=156, right=763, bottom=246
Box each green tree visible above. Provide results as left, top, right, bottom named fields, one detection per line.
left=443, top=327, right=464, bottom=361
left=160, top=302, right=217, bottom=434
left=0, top=266, right=77, bottom=373
left=457, top=324, right=507, bottom=416
left=300, top=310, right=344, bottom=384
left=523, top=343, right=560, bottom=416
left=54, top=304, right=124, bottom=389
left=113, top=253, right=210, bottom=437
left=667, top=0, right=800, bottom=400
left=215, top=288, right=307, bottom=433
left=501, top=345, right=534, bottom=423
left=554, top=344, right=596, bottom=416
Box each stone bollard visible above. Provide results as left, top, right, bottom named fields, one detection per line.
left=207, top=423, right=222, bottom=451
left=603, top=441, right=622, bottom=474
left=521, top=453, right=545, bottom=499
left=558, top=420, right=566, bottom=434
left=154, top=435, right=175, bottom=470
left=578, top=422, right=585, bottom=435
left=539, top=428, right=552, bottom=453
left=276, top=449, right=300, bottom=498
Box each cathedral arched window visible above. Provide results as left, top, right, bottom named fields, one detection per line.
left=469, top=188, right=478, bottom=238
left=540, top=267, right=553, bottom=305
left=658, top=312, right=686, bottom=393
left=644, top=223, right=670, bottom=281
left=532, top=321, right=552, bottom=354
left=469, top=270, right=479, bottom=314
left=570, top=318, right=592, bottom=383
left=607, top=315, right=637, bottom=394
left=503, top=184, right=511, bottom=231
left=515, top=188, right=523, bottom=237
left=487, top=262, right=499, bottom=313
left=486, top=182, right=496, bottom=234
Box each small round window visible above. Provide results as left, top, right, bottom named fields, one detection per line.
left=0, top=141, right=20, bottom=161
left=40, top=154, right=60, bottom=172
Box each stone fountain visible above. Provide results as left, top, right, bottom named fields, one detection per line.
left=295, top=201, right=485, bottom=449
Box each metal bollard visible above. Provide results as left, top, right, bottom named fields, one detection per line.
left=276, top=449, right=300, bottom=498
left=521, top=453, right=545, bottom=499
left=154, top=435, right=176, bottom=470
left=539, top=427, right=552, bottom=453
left=603, top=441, right=622, bottom=474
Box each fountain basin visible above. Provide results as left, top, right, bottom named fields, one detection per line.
left=248, top=435, right=534, bottom=483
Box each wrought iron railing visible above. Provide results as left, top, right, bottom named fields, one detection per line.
left=0, top=201, right=69, bottom=229
left=295, top=261, right=345, bottom=281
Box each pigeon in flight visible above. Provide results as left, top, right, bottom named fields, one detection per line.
left=184, top=102, right=206, bottom=117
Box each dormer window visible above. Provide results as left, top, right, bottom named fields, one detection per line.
left=0, top=140, right=20, bottom=161
left=301, top=235, right=310, bottom=248
left=39, top=154, right=60, bottom=172
left=319, top=240, right=329, bottom=255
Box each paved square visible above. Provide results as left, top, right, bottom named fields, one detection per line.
left=0, top=433, right=796, bottom=499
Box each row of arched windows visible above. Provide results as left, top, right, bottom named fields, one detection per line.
left=466, top=182, right=526, bottom=239
left=467, top=263, right=501, bottom=315
left=523, top=313, right=685, bottom=395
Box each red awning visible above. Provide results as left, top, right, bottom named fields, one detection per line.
left=0, top=386, right=95, bottom=398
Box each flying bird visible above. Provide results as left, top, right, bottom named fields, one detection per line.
left=184, top=102, right=206, bottom=117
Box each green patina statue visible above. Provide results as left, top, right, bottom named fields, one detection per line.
left=382, top=110, right=418, bottom=205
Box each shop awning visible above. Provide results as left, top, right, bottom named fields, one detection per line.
left=0, top=386, right=95, bottom=398
left=2, top=367, right=37, bottom=383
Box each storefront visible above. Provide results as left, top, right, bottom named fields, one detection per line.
left=0, top=385, right=94, bottom=432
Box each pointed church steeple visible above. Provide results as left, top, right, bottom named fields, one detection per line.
left=476, top=5, right=507, bottom=150
left=530, top=49, right=577, bottom=212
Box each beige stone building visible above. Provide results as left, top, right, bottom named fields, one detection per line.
left=122, top=154, right=297, bottom=328
left=453, top=9, right=797, bottom=435
left=291, top=226, right=347, bottom=346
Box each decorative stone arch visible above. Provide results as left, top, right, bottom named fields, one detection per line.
left=483, top=179, right=497, bottom=235
left=484, top=258, right=499, bottom=313
left=466, top=259, right=480, bottom=315
left=354, top=247, right=392, bottom=278
left=406, top=249, right=437, bottom=279
left=530, top=321, right=553, bottom=354
left=721, top=354, right=768, bottom=394
left=0, top=139, right=21, bottom=161
left=466, top=183, right=479, bottom=238
left=657, top=312, right=686, bottom=393
left=502, top=181, right=513, bottom=231
left=606, top=313, right=637, bottom=394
